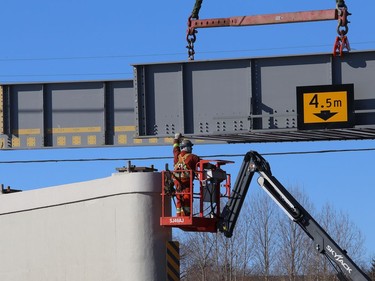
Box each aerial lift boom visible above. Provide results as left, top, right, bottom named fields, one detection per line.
left=218, top=151, right=371, bottom=281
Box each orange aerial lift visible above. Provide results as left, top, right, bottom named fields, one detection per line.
left=186, top=0, right=350, bottom=60
left=160, top=150, right=371, bottom=281
left=160, top=159, right=233, bottom=233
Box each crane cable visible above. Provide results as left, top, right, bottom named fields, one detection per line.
left=191, top=0, right=203, bottom=20
left=186, top=0, right=203, bottom=60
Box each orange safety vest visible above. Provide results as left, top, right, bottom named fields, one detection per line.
left=173, top=153, right=192, bottom=180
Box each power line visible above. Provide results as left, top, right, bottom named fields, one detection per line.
left=0, top=147, right=374, bottom=165
left=0, top=40, right=374, bottom=63
left=0, top=52, right=185, bottom=62
left=0, top=41, right=374, bottom=80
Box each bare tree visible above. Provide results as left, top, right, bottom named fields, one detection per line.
left=275, top=187, right=315, bottom=281
left=177, top=193, right=256, bottom=281
left=331, top=208, right=365, bottom=263
left=308, top=203, right=367, bottom=280
left=369, top=257, right=375, bottom=281
left=180, top=231, right=216, bottom=281
left=235, top=207, right=257, bottom=280
left=215, top=232, right=238, bottom=281
left=177, top=185, right=368, bottom=281
left=247, top=190, right=279, bottom=280
left=214, top=204, right=256, bottom=281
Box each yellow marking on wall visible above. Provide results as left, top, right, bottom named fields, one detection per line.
left=52, top=126, right=101, bottom=134
left=0, top=138, right=5, bottom=149
left=12, top=138, right=20, bottom=147
left=118, top=134, right=127, bottom=144
left=166, top=241, right=180, bottom=281
left=87, top=135, right=97, bottom=145
left=72, top=136, right=81, bottom=145
left=12, top=128, right=41, bottom=135
left=114, top=126, right=136, bottom=132
left=133, top=138, right=143, bottom=144
left=27, top=137, right=36, bottom=147
left=148, top=138, right=158, bottom=144
left=57, top=136, right=66, bottom=146
left=164, top=137, right=173, bottom=143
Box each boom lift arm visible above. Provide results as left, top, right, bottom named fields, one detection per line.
left=218, top=151, right=371, bottom=281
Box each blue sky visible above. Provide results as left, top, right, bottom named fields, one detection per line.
left=1, top=0, right=375, bottom=261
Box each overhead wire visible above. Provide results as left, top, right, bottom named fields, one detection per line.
left=0, top=40, right=374, bottom=63
left=0, top=52, right=186, bottom=62
left=0, top=37, right=375, bottom=62
left=0, top=147, right=374, bottom=165
left=0, top=40, right=374, bottom=80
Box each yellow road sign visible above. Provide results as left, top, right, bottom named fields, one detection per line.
left=303, top=91, right=348, bottom=123
left=297, top=84, right=354, bottom=130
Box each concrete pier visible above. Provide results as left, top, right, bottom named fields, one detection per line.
left=0, top=171, right=171, bottom=281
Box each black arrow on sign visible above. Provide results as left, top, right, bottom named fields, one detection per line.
left=314, top=110, right=338, bottom=121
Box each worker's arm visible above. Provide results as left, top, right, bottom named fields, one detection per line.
left=173, top=133, right=182, bottom=164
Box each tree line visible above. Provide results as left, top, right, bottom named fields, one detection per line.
left=176, top=186, right=373, bottom=281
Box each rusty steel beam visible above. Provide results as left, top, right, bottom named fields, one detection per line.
left=188, top=9, right=338, bottom=31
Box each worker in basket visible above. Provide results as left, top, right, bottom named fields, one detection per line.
left=173, top=133, right=200, bottom=217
